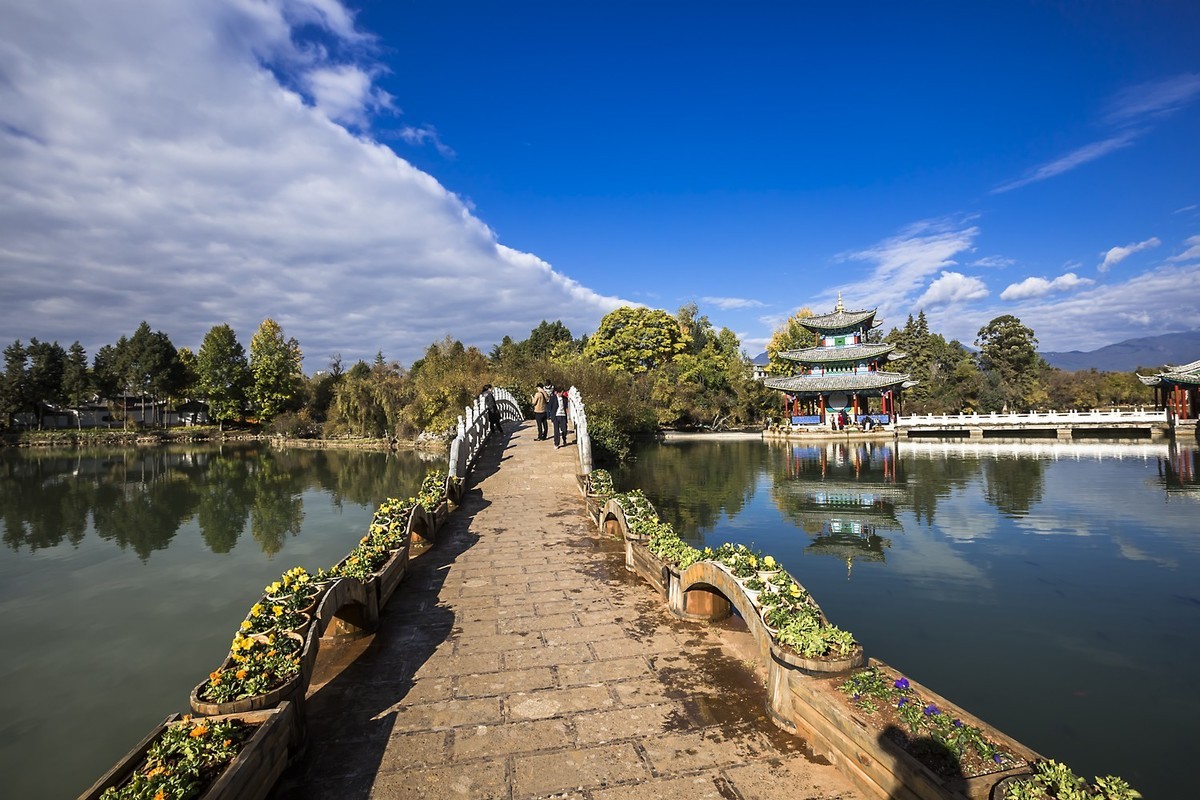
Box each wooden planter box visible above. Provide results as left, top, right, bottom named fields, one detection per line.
left=372, top=542, right=409, bottom=611
left=780, top=658, right=1041, bottom=800
left=430, top=499, right=451, bottom=534
left=628, top=540, right=675, bottom=598
left=314, top=575, right=378, bottom=640
left=80, top=703, right=294, bottom=800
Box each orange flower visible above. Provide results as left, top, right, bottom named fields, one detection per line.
left=223, top=739, right=233, bottom=747
left=190, top=725, right=209, bottom=738
left=236, top=669, right=248, bottom=680
left=154, top=790, right=166, bottom=800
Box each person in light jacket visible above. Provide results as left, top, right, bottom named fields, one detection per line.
left=553, top=389, right=569, bottom=448
left=531, top=382, right=550, bottom=440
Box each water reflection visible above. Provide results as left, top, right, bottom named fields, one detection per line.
left=0, top=445, right=439, bottom=558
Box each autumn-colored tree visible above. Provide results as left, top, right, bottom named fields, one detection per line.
left=248, top=318, right=303, bottom=421
left=764, top=308, right=817, bottom=376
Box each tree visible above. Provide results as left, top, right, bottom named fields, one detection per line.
left=25, top=339, right=67, bottom=428
left=197, top=324, right=250, bottom=430
left=1, top=341, right=29, bottom=428
left=61, top=341, right=92, bottom=429
left=249, top=318, right=303, bottom=421
left=975, top=315, right=1044, bottom=412
left=583, top=306, right=686, bottom=374
left=764, top=308, right=817, bottom=376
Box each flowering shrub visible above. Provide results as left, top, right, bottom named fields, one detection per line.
left=369, top=497, right=417, bottom=550
left=240, top=602, right=306, bottom=636
left=416, top=469, right=448, bottom=512
left=199, top=632, right=302, bottom=703
left=99, top=716, right=252, bottom=800
left=262, top=566, right=322, bottom=612
left=839, top=666, right=1019, bottom=776
left=328, top=537, right=392, bottom=582
left=588, top=469, right=615, bottom=499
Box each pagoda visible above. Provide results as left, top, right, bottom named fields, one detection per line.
left=765, top=295, right=914, bottom=426
left=1137, top=358, right=1199, bottom=422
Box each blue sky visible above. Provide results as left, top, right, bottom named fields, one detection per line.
left=2, top=1, right=1198, bottom=369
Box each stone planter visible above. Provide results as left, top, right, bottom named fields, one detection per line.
left=775, top=657, right=1041, bottom=800
left=79, top=703, right=294, bottom=800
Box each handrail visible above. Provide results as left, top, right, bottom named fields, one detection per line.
left=567, top=386, right=593, bottom=476
left=447, top=387, right=522, bottom=483
left=895, top=408, right=1166, bottom=427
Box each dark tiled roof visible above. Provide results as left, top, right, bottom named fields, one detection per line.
left=779, top=343, right=896, bottom=364
left=801, top=308, right=877, bottom=332
left=1137, top=358, right=1200, bottom=386
left=764, top=371, right=913, bottom=393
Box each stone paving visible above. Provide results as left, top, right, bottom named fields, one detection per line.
left=271, top=421, right=863, bottom=800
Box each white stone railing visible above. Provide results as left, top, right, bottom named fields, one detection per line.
left=447, top=387, right=522, bottom=482
left=567, top=386, right=593, bottom=475
left=895, top=408, right=1167, bottom=427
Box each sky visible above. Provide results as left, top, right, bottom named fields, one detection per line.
left=2, top=1, right=1199, bottom=371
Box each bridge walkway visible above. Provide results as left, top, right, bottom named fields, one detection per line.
left=271, top=421, right=862, bottom=800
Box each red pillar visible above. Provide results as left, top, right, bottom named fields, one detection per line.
left=819, top=393, right=826, bottom=423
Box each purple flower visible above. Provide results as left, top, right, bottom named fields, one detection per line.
left=894, top=677, right=910, bottom=690
left=923, top=704, right=940, bottom=716
left=993, top=753, right=1003, bottom=764
left=897, top=697, right=908, bottom=707
left=853, top=693, right=861, bottom=700
left=953, top=719, right=963, bottom=728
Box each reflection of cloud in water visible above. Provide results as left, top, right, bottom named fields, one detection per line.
left=931, top=489, right=999, bottom=542
left=888, top=521, right=991, bottom=599
left=1052, top=632, right=1147, bottom=672
left=1111, top=537, right=1178, bottom=569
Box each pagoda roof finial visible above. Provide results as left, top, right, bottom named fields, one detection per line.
left=835, top=292, right=844, bottom=313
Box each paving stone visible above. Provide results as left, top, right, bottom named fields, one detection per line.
left=591, top=773, right=731, bottom=800
left=457, top=666, right=556, bottom=697
left=542, top=622, right=629, bottom=646
left=512, top=742, right=650, bottom=798
left=450, top=718, right=572, bottom=760
left=502, top=642, right=592, bottom=670
left=723, top=759, right=862, bottom=800
left=506, top=684, right=615, bottom=721
left=370, top=759, right=509, bottom=799
left=572, top=701, right=687, bottom=745
left=556, top=655, right=651, bottom=686
left=391, top=697, right=504, bottom=731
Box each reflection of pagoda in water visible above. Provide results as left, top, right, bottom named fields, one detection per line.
left=771, top=440, right=904, bottom=578
left=1158, top=444, right=1200, bottom=501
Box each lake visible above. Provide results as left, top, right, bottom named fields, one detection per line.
left=614, top=436, right=1199, bottom=799
left=0, top=443, right=440, bottom=799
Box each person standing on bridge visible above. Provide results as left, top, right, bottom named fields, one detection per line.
left=553, top=388, right=569, bottom=448
left=483, top=385, right=503, bottom=438
left=531, top=382, right=550, bottom=440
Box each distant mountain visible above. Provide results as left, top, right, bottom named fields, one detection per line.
left=1041, top=330, right=1200, bottom=372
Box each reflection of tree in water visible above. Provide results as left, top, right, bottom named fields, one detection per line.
left=0, top=451, right=93, bottom=550
left=0, top=444, right=432, bottom=558
left=92, top=452, right=202, bottom=561
left=246, top=454, right=307, bottom=556
left=902, top=454, right=980, bottom=525
left=615, top=441, right=767, bottom=541
left=197, top=452, right=253, bottom=554
left=981, top=456, right=1045, bottom=517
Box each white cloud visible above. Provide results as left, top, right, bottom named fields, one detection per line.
left=1168, top=235, right=1200, bottom=263
left=701, top=296, right=766, bottom=310
left=1104, top=73, right=1200, bottom=125
left=0, top=0, right=626, bottom=368
left=916, top=271, right=989, bottom=307
left=993, top=132, right=1138, bottom=194
left=1099, top=237, right=1160, bottom=272
left=397, top=124, right=455, bottom=158
left=1000, top=272, right=1093, bottom=301
left=971, top=255, right=1015, bottom=268
left=838, top=218, right=979, bottom=317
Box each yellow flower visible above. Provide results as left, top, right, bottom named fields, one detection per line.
left=273, top=605, right=284, bottom=617
left=236, top=668, right=248, bottom=680
left=240, top=620, right=252, bottom=630
left=154, top=790, right=166, bottom=800
left=190, top=725, right=208, bottom=738
left=250, top=604, right=263, bottom=617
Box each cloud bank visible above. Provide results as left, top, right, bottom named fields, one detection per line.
left=1100, top=237, right=1161, bottom=272
left=0, top=0, right=625, bottom=368
left=1000, top=272, right=1093, bottom=301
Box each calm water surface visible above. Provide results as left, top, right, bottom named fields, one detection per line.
left=0, top=443, right=439, bottom=799
left=616, top=437, right=1200, bottom=799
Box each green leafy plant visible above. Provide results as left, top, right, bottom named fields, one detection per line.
left=1000, top=760, right=1142, bottom=800
left=416, top=469, right=448, bottom=512
left=588, top=469, right=615, bottom=499
left=99, top=716, right=253, bottom=800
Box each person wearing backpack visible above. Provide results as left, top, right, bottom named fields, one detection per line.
left=531, top=381, right=550, bottom=440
